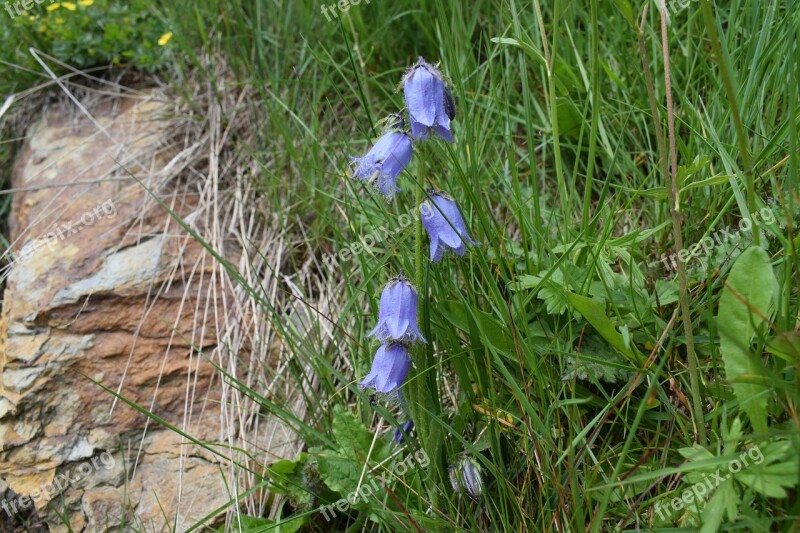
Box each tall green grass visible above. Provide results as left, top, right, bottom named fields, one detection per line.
left=152, top=0, right=800, bottom=531
left=51, top=0, right=800, bottom=529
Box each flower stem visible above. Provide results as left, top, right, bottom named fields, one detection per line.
left=412, top=152, right=444, bottom=502
left=658, top=1, right=707, bottom=446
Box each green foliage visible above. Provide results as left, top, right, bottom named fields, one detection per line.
left=0, top=0, right=172, bottom=93
left=661, top=418, right=799, bottom=531
left=53, top=0, right=800, bottom=529
left=310, top=407, right=392, bottom=494
left=717, top=246, right=776, bottom=434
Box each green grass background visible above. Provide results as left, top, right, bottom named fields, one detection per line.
left=1, top=0, right=799, bottom=530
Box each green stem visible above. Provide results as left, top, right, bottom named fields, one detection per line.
left=658, top=1, right=707, bottom=446
left=548, top=0, right=571, bottom=232
left=412, top=153, right=444, bottom=502
left=700, top=0, right=759, bottom=245
left=581, top=0, right=599, bottom=236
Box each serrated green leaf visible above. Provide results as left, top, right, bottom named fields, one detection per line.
left=699, top=479, right=737, bottom=533
left=331, top=406, right=383, bottom=461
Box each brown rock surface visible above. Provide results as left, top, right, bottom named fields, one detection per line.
left=0, top=92, right=234, bottom=531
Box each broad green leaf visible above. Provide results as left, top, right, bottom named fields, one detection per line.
left=556, top=97, right=582, bottom=137
left=314, top=451, right=362, bottom=494
left=565, top=293, right=644, bottom=364
left=266, top=453, right=308, bottom=496
left=312, top=407, right=389, bottom=494
left=717, top=246, right=775, bottom=434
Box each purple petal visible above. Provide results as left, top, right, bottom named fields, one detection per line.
left=404, top=67, right=437, bottom=128
left=421, top=195, right=477, bottom=262
left=410, top=120, right=430, bottom=142
left=360, top=344, right=411, bottom=393
left=434, top=124, right=453, bottom=143
left=380, top=134, right=413, bottom=178
left=351, top=132, right=413, bottom=196
left=367, top=279, right=425, bottom=343
left=394, top=420, right=415, bottom=443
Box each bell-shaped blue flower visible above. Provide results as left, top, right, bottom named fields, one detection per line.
left=360, top=344, right=411, bottom=394
left=367, top=276, right=426, bottom=343
left=394, top=420, right=415, bottom=444
left=402, top=58, right=454, bottom=142
left=420, top=192, right=478, bottom=262
left=351, top=129, right=413, bottom=198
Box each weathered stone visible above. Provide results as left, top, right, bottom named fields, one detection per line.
left=0, top=93, right=233, bottom=531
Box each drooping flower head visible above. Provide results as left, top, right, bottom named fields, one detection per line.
left=420, top=191, right=478, bottom=263
left=394, top=419, right=415, bottom=444
left=351, top=114, right=413, bottom=198
left=401, top=57, right=455, bottom=142
left=449, top=456, right=483, bottom=499
left=367, top=275, right=426, bottom=343
left=360, top=343, right=411, bottom=394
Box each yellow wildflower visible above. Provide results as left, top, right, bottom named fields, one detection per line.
left=157, top=32, right=173, bottom=46
left=55, top=16, right=64, bottom=23
left=78, top=0, right=94, bottom=5
left=46, top=3, right=61, bottom=11
left=61, top=2, right=76, bottom=10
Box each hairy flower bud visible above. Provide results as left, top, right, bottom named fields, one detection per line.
left=449, top=456, right=483, bottom=499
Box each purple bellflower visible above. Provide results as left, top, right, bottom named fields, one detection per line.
left=351, top=122, right=413, bottom=198
left=360, top=344, right=411, bottom=394
left=449, top=456, right=483, bottom=499
left=394, top=420, right=415, bottom=444
left=367, top=276, right=426, bottom=343
left=421, top=192, right=478, bottom=263
left=402, top=58, right=455, bottom=142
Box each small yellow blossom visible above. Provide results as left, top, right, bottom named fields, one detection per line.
left=61, top=2, right=76, bottom=10
left=55, top=16, right=64, bottom=23
left=28, top=15, right=36, bottom=21
left=46, top=3, right=61, bottom=11
left=157, top=32, right=173, bottom=46
left=78, top=0, right=94, bottom=5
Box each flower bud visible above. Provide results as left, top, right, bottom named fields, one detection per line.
left=449, top=456, right=483, bottom=499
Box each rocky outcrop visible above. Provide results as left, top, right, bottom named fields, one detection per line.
left=0, top=92, right=236, bottom=531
